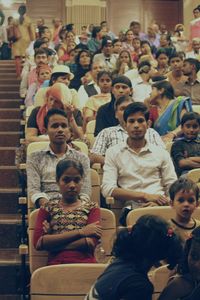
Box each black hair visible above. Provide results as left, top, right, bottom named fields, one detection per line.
left=112, top=39, right=121, bottom=46
left=44, top=108, right=68, bottom=129
left=34, top=48, right=49, bottom=58
left=74, top=44, right=89, bottom=51
left=56, top=159, right=84, bottom=182
left=130, top=21, right=140, bottom=27
left=152, top=80, right=174, bottom=99
left=112, top=75, right=132, bottom=88
left=138, top=60, right=151, bottom=74
left=169, top=52, right=184, bottom=62
left=123, top=102, right=149, bottom=122
left=169, top=178, right=199, bottom=202
left=112, top=215, right=182, bottom=269
left=91, top=26, right=101, bottom=39
left=114, top=95, right=133, bottom=111
left=75, top=49, right=92, bottom=66
left=65, top=23, right=74, bottom=32
left=151, top=75, right=167, bottom=82
left=181, top=111, right=200, bottom=126
left=18, top=5, right=26, bottom=25
left=184, top=58, right=200, bottom=73
left=141, top=40, right=151, bottom=48
left=33, top=39, right=47, bottom=50
left=178, top=226, right=200, bottom=275
left=97, top=70, right=112, bottom=82
left=155, top=48, right=169, bottom=59
left=38, top=26, right=49, bottom=38
left=49, top=73, right=70, bottom=86
left=193, top=7, right=200, bottom=13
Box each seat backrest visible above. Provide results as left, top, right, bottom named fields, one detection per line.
left=71, top=140, right=89, bottom=156
left=126, top=206, right=200, bottom=226
left=29, top=208, right=116, bottom=273
left=187, top=169, right=200, bottom=189
left=27, top=141, right=49, bottom=155
left=150, top=265, right=171, bottom=300
left=30, top=263, right=107, bottom=299
left=192, top=105, right=200, bottom=114
left=85, top=120, right=96, bottom=147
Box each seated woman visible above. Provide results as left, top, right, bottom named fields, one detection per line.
left=112, top=49, right=135, bottom=78
left=57, top=30, right=76, bottom=64
left=33, top=159, right=102, bottom=265
left=26, top=83, right=83, bottom=144
left=83, top=71, right=112, bottom=129
left=86, top=215, right=182, bottom=300
left=149, top=80, right=192, bottom=142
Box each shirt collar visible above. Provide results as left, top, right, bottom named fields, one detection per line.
left=121, top=139, right=152, bottom=154
left=46, top=144, right=73, bottom=156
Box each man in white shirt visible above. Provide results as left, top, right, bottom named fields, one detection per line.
left=101, top=102, right=177, bottom=225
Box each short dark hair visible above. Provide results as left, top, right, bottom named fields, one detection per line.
left=169, top=52, right=184, bottom=63
left=184, top=58, right=200, bottom=73
left=114, top=95, right=133, bottom=111
left=34, top=48, right=48, bottom=58
left=130, top=21, right=140, bottom=27
left=169, top=178, right=199, bottom=202
left=123, top=102, right=149, bottom=122
left=112, top=38, right=121, bottom=46
left=91, top=26, right=101, bottom=38
left=155, top=48, right=169, bottom=59
left=138, top=60, right=151, bottom=74
left=56, top=159, right=84, bottom=182
left=65, top=23, right=74, bottom=31
left=112, top=75, right=132, bottom=88
left=152, top=80, right=174, bottom=99
left=181, top=111, right=200, bottom=126
left=44, top=108, right=68, bottom=129
left=97, top=70, right=112, bottom=82
left=38, top=25, right=49, bottom=38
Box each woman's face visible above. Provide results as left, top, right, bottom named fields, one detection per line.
left=47, top=95, right=63, bottom=109
left=141, top=43, right=151, bottom=55
left=133, top=39, right=141, bottom=50
left=126, top=30, right=134, bottom=42
left=79, top=51, right=91, bottom=67
left=119, top=51, right=130, bottom=64
left=58, top=167, right=82, bottom=202
left=150, top=87, right=161, bottom=104
left=68, top=41, right=76, bottom=51
left=65, top=32, right=75, bottom=43
left=98, top=74, right=112, bottom=93
left=160, top=35, right=169, bottom=47
left=188, top=241, right=200, bottom=281
left=157, top=53, right=169, bottom=67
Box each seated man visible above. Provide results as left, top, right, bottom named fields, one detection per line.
left=101, top=102, right=177, bottom=225
left=90, top=96, right=165, bottom=166
left=27, top=108, right=91, bottom=208
left=94, top=75, right=133, bottom=136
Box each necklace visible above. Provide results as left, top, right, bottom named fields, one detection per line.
left=171, top=218, right=196, bottom=230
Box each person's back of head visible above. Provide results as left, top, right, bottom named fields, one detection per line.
left=112, top=215, right=182, bottom=269
left=91, top=26, right=101, bottom=39
left=184, top=58, right=200, bottom=73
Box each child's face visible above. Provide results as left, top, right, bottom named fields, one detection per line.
left=188, top=240, right=200, bottom=281
left=171, top=189, right=198, bottom=222
left=38, top=69, right=51, bottom=81
left=182, top=119, right=200, bottom=140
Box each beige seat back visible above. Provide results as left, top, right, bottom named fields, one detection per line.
left=192, top=105, right=200, bottom=114
left=29, top=208, right=116, bottom=273
left=86, top=120, right=96, bottom=147
left=187, top=169, right=200, bottom=189
left=150, top=265, right=171, bottom=300
left=126, top=206, right=200, bottom=226
left=30, top=263, right=107, bottom=300
left=71, top=140, right=89, bottom=156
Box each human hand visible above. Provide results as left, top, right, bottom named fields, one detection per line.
left=144, top=193, right=169, bottom=206
left=42, top=220, right=52, bottom=234
left=63, top=104, right=74, bottom=121
left=80, top=222, right=102, bottom=238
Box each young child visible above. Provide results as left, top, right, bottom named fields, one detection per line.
left=25, top=63, right=52, bottom=107
left=34, top=159, right=101, bottom=265
left=159, top=226, right=200, bottom=300
left=86, top=215, right=182, bottom=300
left=169, top=178, right=200, bottom=244
left=171, top=112, right=200, bottom=177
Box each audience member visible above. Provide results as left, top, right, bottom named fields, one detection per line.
left=86, top=215, right=182, bottom=300
left=171, top=112, right=200, bottom=177
left=33, top=159, right=101, bottom=264
left=27, top=108, right=91, bottom=207
left=166, top=52, right=187, bottom=91
left=186, top=37, right=200, bottom=59
left=102, top=102, right=177, bottom=225
left=94, top=75, right=133, bottom=136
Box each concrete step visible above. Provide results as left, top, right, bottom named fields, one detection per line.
left=0, top=121, right=21, bottom=132
left=0, top=85, right=19, bottom=92
left=0, top=91, right=20, bottom=99
left=0, top=188, right=20, bottom=214
left=0, top=100, right=22, bottom=109
left=0, top=109, right=21, bottom=119
left=0, top=147, right=17, bottom=166
left=0, top=132, right=21, bottom=147
left=0, top=214, right=21, bottom=248
left=0, top=79, right=20, bottom=85
left=0, top=166, right=19, bottom=188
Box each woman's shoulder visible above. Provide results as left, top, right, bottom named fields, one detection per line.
left=80, top=194, right=98, bottom=210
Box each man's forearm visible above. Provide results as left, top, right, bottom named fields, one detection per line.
left=111, top=188, right=146, bottom=202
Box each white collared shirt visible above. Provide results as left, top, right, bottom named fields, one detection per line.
left=101, top=141, right=177, bottom=200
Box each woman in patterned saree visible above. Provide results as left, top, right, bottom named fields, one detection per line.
left=33, top=159, right=102, bottom=265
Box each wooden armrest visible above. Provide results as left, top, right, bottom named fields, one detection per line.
left=19, top=244, right=28, bottom=255
left=20, top=105, right=25, bottom=110
left=106, top=196, right=115, bottom=205
left=92, top=163, right=102, bottom=171
left=19, top=163, right=26, bottom=170
left=20, top=120, right=26, bottom=126
left=18, top=197, right=27, bottom=205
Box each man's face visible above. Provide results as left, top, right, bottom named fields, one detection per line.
left=192, top=41, right=200, bottom=52
left=35, top=54, right=48, bottom=66
left=170, top=57, right=183, bottom=71
left=125, top=111, right=148, bottom=140
left=112, top=83, right=132, bottom=100
left=47, top=114, right=71, bottom=144
left=102, top=42, right=113, bottom=56
left=115, top=100, right=133, bottom=126
left=182, top=61, right=194, bottom=76
left=112, top=41, right=122, bottom=54
left=42, top=28, right=51, bottom=40
left=131, top=24, right=140, bottom=35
